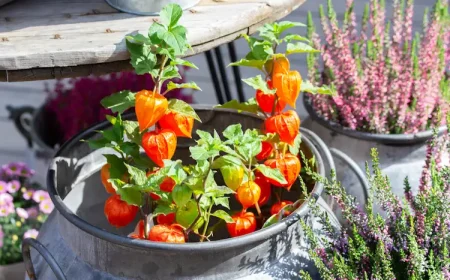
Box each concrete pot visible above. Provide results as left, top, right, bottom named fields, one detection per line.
left=0, top=262, right=24, bottom=280
left=21, top=106, right=366, bottom=280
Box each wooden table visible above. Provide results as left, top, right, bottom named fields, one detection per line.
left=0, top=0, right=305, bottom=82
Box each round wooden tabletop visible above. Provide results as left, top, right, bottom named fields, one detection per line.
left=0, top=0, right=305, bottom=82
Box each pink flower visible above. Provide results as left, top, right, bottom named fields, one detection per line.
left=0, top=193, right=13, bottom=205
left=32, top=190, right=49, bottom=203
left=0, top=203, right=14, bottom=217
left=22, top=189, right=34, bottom=200
left=26, top=207, right=39, bottom=219
left=16, top=207, right=29, bottom=219
left=39, top=199, right=54, bottom=214
left=7, top=180, right=20, bottom=194
left=24, top=229, right=39, bottom=239
left=0, top=181, right=8, bottom=194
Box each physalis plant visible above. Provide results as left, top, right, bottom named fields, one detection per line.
left=89, top=4, right=331, bottom=244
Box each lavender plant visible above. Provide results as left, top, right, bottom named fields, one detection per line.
left=307, top=0, right=450, bottom=134
left=0, top=163, right=52, bottom=265
left=299, top=119, right=450, bottom=279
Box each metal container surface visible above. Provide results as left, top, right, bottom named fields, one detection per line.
left=105, top=0, right=201, bottom=16
left=25, top=107, right=352, bottom=280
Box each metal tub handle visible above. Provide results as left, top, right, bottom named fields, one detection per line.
left=22, top=238, right=67, bottom=280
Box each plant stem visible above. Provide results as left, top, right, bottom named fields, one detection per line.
left=200, top=203, right=214, bottom=242
left=255, top=201, right=262, bottom=217
left=153, top=55, right=169, bottom=93
left=184, top=194, right=203, bottom=238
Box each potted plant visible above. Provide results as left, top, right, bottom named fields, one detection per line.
left=0, top=162, right=52, bottom=280
left=7, top=69, right=192, bottom=159
left=303, top=0, right=450, bottom=204
left=300, top=121, right=450, bottom=279
left=23, top=4, right=343, bottom=279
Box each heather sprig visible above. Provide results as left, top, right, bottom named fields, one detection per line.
left=301, top=125, right=450, bottom=279
left=307, top=0, right=450, bottom=134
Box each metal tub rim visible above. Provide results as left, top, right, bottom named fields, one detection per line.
left=47, top=106, right=326, bottom=252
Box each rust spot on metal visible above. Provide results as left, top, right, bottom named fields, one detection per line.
left=1, top=37, right=8, bottom=42
left=53, top=34, right=62, bottom=39
left=106, top=28, right=113, bottom=33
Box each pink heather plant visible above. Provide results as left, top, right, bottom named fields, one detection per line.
left=307, top=0, right=450, bottom=134
left=45, top=69, right=193, bottom=143
left=299, top=120, right=450, bottom=279
left=0, top=162, right=52, bottom=265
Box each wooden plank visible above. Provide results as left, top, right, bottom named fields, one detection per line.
left=0, top=0, right=305, bottom=82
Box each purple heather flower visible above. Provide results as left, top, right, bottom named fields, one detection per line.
left=24, top=229, right=39, bottom=239
left=0, top=181, right=8, bottom=194
left=6, top=180, right=20, bottom=194
left=16, top=207, right=29, bottom=219
left=3, top=162, right=24, bottom=177
left=26, top=207, right=39, bottom=219
left=39, top=199, right=54, bottom=214
left=22, top=188, right=34, bottom=200
left=32, top=190, right=49, bottom=203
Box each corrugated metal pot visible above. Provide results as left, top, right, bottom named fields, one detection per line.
left=23, top=106, right=364, bottom=280
left=105, top=0, right=201, bottom=16
left=302, top=95, right=448, bottom=209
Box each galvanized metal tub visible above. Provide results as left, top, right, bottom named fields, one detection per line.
left=23, top=106, right=364, bottom=280
left=105, top=0, right=201, bottom=16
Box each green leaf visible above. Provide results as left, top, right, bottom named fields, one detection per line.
left=162, top=25, right=188, bottom=55
left=211, top=155, right=243, bottom=169
left=282, top=34, right=310, bottom=43
left=242, top=75, right=276, bottom=93
left=262, top=214, right=280, bottom=228
left=288, top=134, right=302, bottom=155
left=195, top=130, right=214, bottom=145
left=215, top=98, right=260, bottom=114
left=126, top=40, right=158, bottom=74
left=190, top=146, right=220, bottom=161
left=228, top=59, right=265, bottom=70
left=211, top=210, right=234, bottom=223
left=205, top=184, right=235, bottom=198
left=163, top=160, right=188, bottom=184
left=153, top=203, right=176, bottom=215
left=213, top=197, right=230, bottom=209
left=255, top=164, right=287, bottom=184
left=126, top=34, right=149, bottom=44
left=116, top=186, right=143, bottom=206
left=168, top=99, right=201, bottom=122
left=101, top=91, right=136, bottom=114
left=86, top=137, right=112, bottom=149
left=123, top=120, right=141, bottom=144
left=301, top=80, right=336, bottom=95
left=275, top=21, right=306, bottom=35
left=172, top=185, right=192, bottom=207
left=166, top=81, right=201, bottom=92
left=119, top=142, right=138, bottom=155
left=286, top=42, right=319, bottom=55
left=124, top=163, right=147, bottom=185
left=104, top=154, right=127, bottom=179
left=170, top=58, right=198, bottom=69
left=161, top=65, right=181, bottom=80
left=160, top=3, right=183, bottom=28
left=222, top=124, right=243, bottom=141
left=236, top=141, right=262, bottom=161
left=148, top=22, right=166, bottom=43
left=184, top=176, right=204, bottom=192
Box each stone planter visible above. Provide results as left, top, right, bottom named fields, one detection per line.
left=302, top=95, right=448, bottom=208
left=21, top=106, right=368, bottom=280
left=0, top=262, right=24, bottom=280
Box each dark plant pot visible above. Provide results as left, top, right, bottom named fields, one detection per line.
left=22, top=106, right=366, bottom=280
left=302, top=95, right=449, bottom=209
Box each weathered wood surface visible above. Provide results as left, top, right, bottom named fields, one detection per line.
left=0, top=0, right=305, bottom=82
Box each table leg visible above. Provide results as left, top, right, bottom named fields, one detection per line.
left=205, top=50, right=225, bottom=104
left=227, top=42, right=246, bottom=103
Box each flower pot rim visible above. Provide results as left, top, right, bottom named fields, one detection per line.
left=303, top=94, right=447, bottom=145
left=47, top=105, right=326, bottom=252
